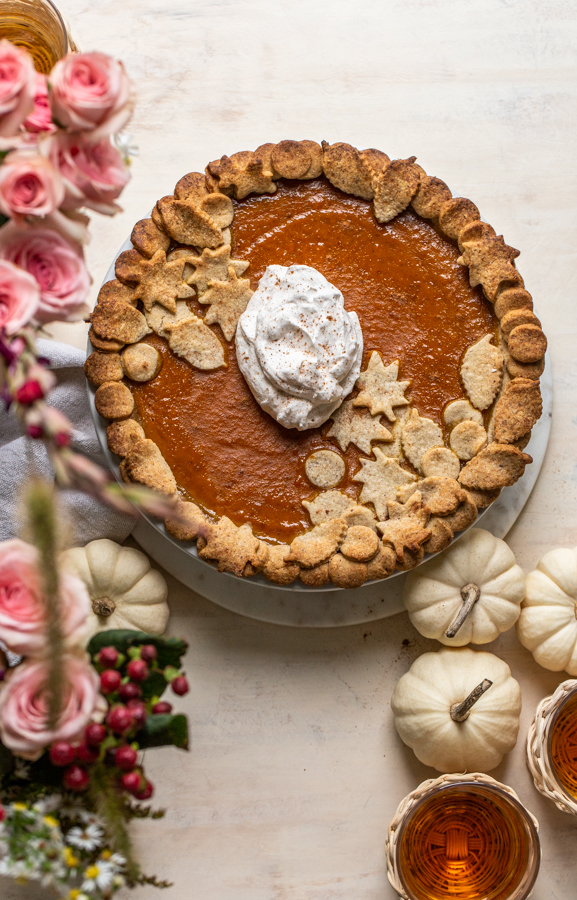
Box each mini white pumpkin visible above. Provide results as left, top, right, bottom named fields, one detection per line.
left=60, top=539, right=169, bottom=639
left=391, top=647, right=522, bottom=773
left=517, top=547, right=577, bottom=674
left=403, top=528, right=525, bottom=646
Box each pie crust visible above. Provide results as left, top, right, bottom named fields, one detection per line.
left=87, top=141, right=546, bottom=588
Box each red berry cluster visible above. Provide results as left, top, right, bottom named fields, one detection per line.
left=47, top=642, right=189, bottom=799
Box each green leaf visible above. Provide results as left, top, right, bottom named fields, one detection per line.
left=88, top=630, right=188, bottom=669
left=138, top=714, right=188, bottom=750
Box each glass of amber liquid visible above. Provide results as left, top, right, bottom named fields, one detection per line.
left=548, top=685, right=577, bottom=802
left=390, top=777, right=540, bottom=900
left=0, top=0, right=71, bottom=73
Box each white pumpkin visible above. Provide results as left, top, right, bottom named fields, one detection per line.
left=517, top=547, right=577, bottom=674
left=391, top=647, right=522, bottom=773
left=403, top=528, right=525, bottom=646
left=60, top=539, right=169, bottom=639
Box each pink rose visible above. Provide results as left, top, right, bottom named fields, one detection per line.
left=46, top=132, right=129, bottom=215
left=0, top=653, right=105, bottom=760
left=0, top=539, right=90, bottom=655
left=23, top=73, right=56, bottom=135
left=0, top=41, right=35, bottom=138
left=0, top=258, right=39, bottom=334
left=0, top=151, right=64, bottom=220
left=49, top=52, right=134, bottom=140
left=0, top=223, right=90, bottom=323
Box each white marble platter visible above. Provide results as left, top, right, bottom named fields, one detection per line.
left=89, top=237, right=553, bottom=627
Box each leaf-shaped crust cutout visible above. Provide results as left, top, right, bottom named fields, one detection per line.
left=411, top=175, right=452, bottom=219
left=164, top=315, right=226, bottom=370
left=401, top=409, right=444, bottom=471
left=460, top=334, right=504, bottom=410
left=321, top=141, right=375, bottom=200
left=186, top=245, right=249, bottom=296
left=123, top=438, right=177, bottom=496
left=157, top=197, right=223, bottom=248
left=285, top=518, right=347, bottom=568
left=197, top=516, right=262, bottom=577
left=373, top=157, right=420, bottom=223
left=131, top=217, right=170, bottom=259
left=132, top=250, right=194, bottom=314
left=206, top=150, right=276, bottom=200
left=302, top=490, right=355, bottom=525
left=197, top=267, right=253, bottom=341
left=458, top=443, right=532, bottom=490
left=493, top=377, right=542, bottom=444
left=352, top=449, right=416, bottom=520
left=353, top=352, right=410, bottom=421
left=377, top=492, right=431, bottom=565
left=327, top=399, right=392, bottom=455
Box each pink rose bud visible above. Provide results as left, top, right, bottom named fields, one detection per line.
left=0, top=222, right=90, bottom=324
left=0, top=259, right=40, bottom=335
left=0, top=151, right=64, bottom=221
left=0, top=538, right=90, bottom=656
left=0, top=40, right=35, bottom=138
left=49, top=52, right=134, bottom=140
left=47, top=131, right=130, bottom=215
left=23, top=73, right=55, bottom=134
left=0, top=654, right=104, bottom=760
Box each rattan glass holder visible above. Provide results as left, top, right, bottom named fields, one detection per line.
left=385, top=772, right=540, bottom=900
left=527, top=678, right=577, bottom=816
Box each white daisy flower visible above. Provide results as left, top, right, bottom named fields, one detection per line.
left=81, top=860, right=115, bottom=893
left=67, top=823, right=104, bottom=852
left=106, top=852, right=126, bottom=870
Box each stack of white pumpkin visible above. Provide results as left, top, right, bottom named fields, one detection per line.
left=393, top=528, right=532, bottom=773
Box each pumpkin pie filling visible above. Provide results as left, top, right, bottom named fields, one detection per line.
left=130, top=177, right=494, bottom=543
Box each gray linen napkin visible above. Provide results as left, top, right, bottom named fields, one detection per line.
left=0, top=338, right=134, bottom=544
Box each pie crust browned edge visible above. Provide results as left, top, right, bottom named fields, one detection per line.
left=86, top=141, right=546, bottom=589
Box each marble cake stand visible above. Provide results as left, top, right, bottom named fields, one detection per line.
left=89, top=240, right=553, bottom=628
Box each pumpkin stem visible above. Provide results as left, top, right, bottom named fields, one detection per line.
left=92, top=597, right=116, bottom=618
left=450, top=678, right=493, bottom=723
left=445, top=583, right=481, bottom=638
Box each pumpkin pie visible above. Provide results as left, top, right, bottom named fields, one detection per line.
left=87, top=141, right=546, bottom=588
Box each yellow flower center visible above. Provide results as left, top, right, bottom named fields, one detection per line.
left=68, top=890, right=81, bottom=900
left=100, top=849, right=111, bottom=860
left=12, top=803, right=27, bottom=812
left=85, top=865, right=99, bottom=879
left=44, top=815, right=60, bottom=829
left=64, top=846, right=79, bottom=867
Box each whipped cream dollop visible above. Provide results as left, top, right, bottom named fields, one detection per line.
left=236, top=264, right=363, bottom=430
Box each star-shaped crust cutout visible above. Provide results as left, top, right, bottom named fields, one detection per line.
left=186, top=245, right=249, bottom=296
left=376, top=492, right=431, bottom=564
left=353, top=352, right=410, bottom=420
left=327, top=400, right=392, bottom=455
left=197, top=266, right=253, bottom=341
left=352, top=448, right=416, bottom=520
left=132, top=250, right=194, bottom=314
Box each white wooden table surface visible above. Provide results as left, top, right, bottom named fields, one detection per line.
left=12, top=0, right=577, bottom=897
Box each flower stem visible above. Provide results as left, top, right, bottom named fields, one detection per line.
left=23, top=479, right=64, bottom=730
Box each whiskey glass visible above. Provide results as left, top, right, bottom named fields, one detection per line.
left=386, top=773, right=540, bottom=900
left=527, top=678, right=577, bottom=816
left=0, top=0, right=72, bottom=73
